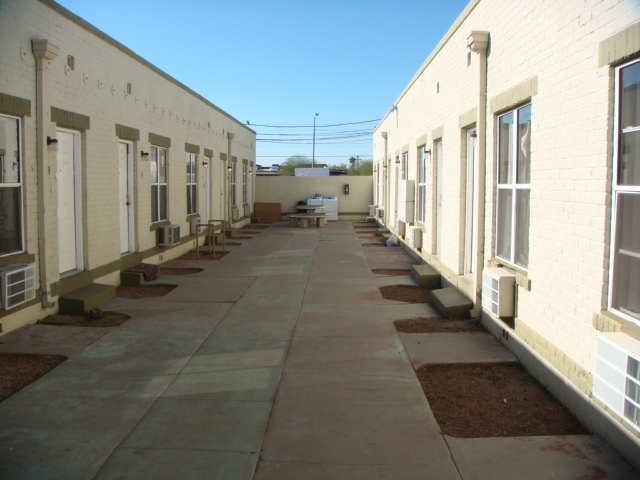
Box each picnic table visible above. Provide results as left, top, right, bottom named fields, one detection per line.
left=288, top=211, right=330, bottom=228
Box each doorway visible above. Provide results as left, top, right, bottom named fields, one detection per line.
left=57, top=130, right=83, bottom=273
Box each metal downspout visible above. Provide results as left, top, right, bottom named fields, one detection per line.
left=227, top=132, right=234, bottom=222
left=32, top=39, right=58, bottom=309
left=468, top=31, right=489, bottom=317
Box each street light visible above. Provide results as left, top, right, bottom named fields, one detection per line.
left=312, top=113, right=319, bottom=168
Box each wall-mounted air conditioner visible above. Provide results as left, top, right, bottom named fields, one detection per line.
left=395, top=219, right=406, bottom=236
left=190, top=217, right=203, bottom=235
left=398, top=180, right=415, bottom=223
left=376, top=207, right=384, bottom=218
left=594, top=332, right=640, bottom=433
left=0, top=264, right=36, bottom=310
left=244, top=204, right=251, bottom=217
left=158, top=224, right=180, bottom=246
left=408, top=226, right=422, bottom=248
left=369, top=205, right=376, bottom=217
left=481, top=267, right=515, bottom=317
left=232, top=206, right=240, bottom=221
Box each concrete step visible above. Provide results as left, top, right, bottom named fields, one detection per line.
left=376, top=228, right=390, bottom=236
left=431, top=287, right=473, bottom=319
left=121, top=264, right=159, bottom=286
left=58, top=283, right=116, bottom=315
left=225, top=227, right=239, bottom=238
left=411, top=264, right=441, bottom=289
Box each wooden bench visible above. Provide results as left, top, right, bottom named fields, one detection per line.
left=288, top=213, right=330, bottom=228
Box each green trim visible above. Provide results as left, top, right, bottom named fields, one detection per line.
left=432, top=125, right=444, bottom=140
left=401, top=144, right=410, bottom=154
left=242, top=158, right=248, bottom=166
left=186, top=213, right=199, bottom=221
left=149, top=132, right=171, bottom=148
left=220, top=152, right=228, bottom=161
left=115, top=123, right=140, bottom=141
left=458, top=108, right=477, bottom=129
left=250, top=161, right=255, bottom=167
left=0, top=298, right=38, bottom=319
left=37, top=0, right=254, bottom=134
left=0, top=149, right=5, bottom=157
left=0, top=253, right=36, bottom=268
left=231, top=156, right=238, bottom=163
left=599, top=21, right=640, bottom=67
left=415, top=134, right=428, bottom=147
left=203, top=148, right=213, bottom=158
left=51, top=107, right=90, bottom=130
left=0, top=92, right=31, bottom=117
left=489, top=77, right=537, bottom=114
left=185, top=142, right=200, bottom=154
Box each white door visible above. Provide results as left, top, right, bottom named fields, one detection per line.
left=435, top=140, right=442, bottom=255
left=205, top=161, right=211, bottom=222
left=219, top=162, right=225, bottom=220
left=118, top=142, right=133, bottom=254
left=57, top=130, right=82, bottom=273
left=464, top=129, right=477, bottom=274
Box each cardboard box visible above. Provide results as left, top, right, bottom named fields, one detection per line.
left=254, top=202, right=281, bottom=221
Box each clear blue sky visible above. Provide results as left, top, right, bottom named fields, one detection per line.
left=55, top=0, right=470, bottom=166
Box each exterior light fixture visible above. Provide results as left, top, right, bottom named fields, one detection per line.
left=227, top=165, right=232, bottom=173
left=202, top=161, right=209, bottom=168
left=46, top=136, right=59, bottom=151
left=140, top=151, right=149, bottom=158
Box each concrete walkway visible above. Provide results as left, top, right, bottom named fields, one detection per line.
left=0, top=221, right=638, bottom=479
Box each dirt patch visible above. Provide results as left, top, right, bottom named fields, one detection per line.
left=39, top=310, right=131, bottom=328
left=242, top=225, right=269, bottom=229
left=379, top=285, right=432, bottom=303
left=159, top=267, right=203, bottom=276
left=372, top=269, right=411, bottom=276
left=230, top=236, right=253, bottom=240
left=394, top=317, right=485, bottom=333
left=0, top=354, right=66, bottom=402
left=418, top=362, right=589, bottom=437
left=358, top=236, right=381, bottom=241
left=116, top=284, right=176, bottom=299
left=177, top=250, right=229, bottom=261
left=241, top=231, right=262, bottom=235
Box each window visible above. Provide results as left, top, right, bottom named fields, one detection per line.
left=186, top=153, right=197, bottom=215
left=242, top=164, right=248, bottom=204
left=401, top=151, right=408, bottom=180
left=151, top=146, right=167, bottom=222
left=0, top=114, right=23, bottom=256
left=417, top=146, right=426, bottom=223
left=496, top=104, right=531, bottom=269
left=230, top=162, right=236, bottom=206
left=610, top=59, right=640, bottom=322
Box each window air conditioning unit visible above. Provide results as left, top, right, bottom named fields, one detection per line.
left=481, top=267, right=515, bottom=317
left=369, top=205, right=376, bottom=217
left=190, top=217, right=203, bottom=235
left=376, top=207, right=384, bottom=218
left=244, top=204, right=251, bottom=217
left=232, top=206, right=240, bottom=221
left=158, top=224, right=180, bottom=246
left=395, top=219, right=406, bottom=236
left=408, top=226, right=422, bottom=248
left=0, top=264, right=36, bottom=310
left=594, top=332, right=640, bottom=433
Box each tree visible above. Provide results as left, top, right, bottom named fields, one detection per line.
left=279, top=155, right=312, bottom=176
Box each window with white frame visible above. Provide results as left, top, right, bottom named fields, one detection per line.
left=610, top=59, right=640, bottom=322
left=0, top=114, right=23, bottom=256
left=151, top=146, right=168, bottom=222
left=417, top=145, right=426, bottom=223
left=242, top=164, right=248, bottom=204
left=230, top=162, right=236, bottom=206
left=186, top=153, right=197, bottom=215
left=401, top=151, right=408, bottom=180
left=496, top=103, right=531, bottom=269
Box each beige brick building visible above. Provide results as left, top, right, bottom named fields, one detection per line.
left=0, top=0, right=255, bottom=333
left=373, top=0, right=640, bottom=460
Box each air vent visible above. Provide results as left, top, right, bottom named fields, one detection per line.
left=158, top=224, right=180, bottom=246
left=232, top=207, right=240, bottom=221
left=594, top=332, right=640, bottom=433
left=408, top=226, right=422, bottom=248
left=244, top=204, right=251, bottom=217
left=395, top=219, right=406, bottom=236
left=0, top=264, right=36, bottom=310
left=190, top=217, right=203, bottom=235
left=481, top=268, right=515, bottom=317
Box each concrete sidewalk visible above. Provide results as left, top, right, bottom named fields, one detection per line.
left=0, top=221, right=638, bottom=479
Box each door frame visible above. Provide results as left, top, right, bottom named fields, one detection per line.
left=119, top=141, right=134, bottom=254
left=464, top=128, right=477, bottom=274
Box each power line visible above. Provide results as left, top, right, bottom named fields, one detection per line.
left=247, top=119, right=380, bottom=128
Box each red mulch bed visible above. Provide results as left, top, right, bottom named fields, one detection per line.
left=372, top=269, right=411, bottom=276
left=116, top=284, right=176, bottom=298
left=159, top=267, right=203, bottom=275
left=0, top=354, right=66, bottom=402
left=359, top=236, right=381, bottom=241
left=394, top=317, right=485, bottom=333
left=379, top=285, right=432, bottom=303
left=39, top=311, right=131, bottom=327
left=177, top=251, right=229, bottom=260
left=418, top=362, right=589, bottom=437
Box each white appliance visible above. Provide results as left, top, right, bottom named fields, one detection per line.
left=481, top=267, right=515, bottom=317
left=308, top=195, right=338, bottom=221
left=0, top=264, right=36, bottom=310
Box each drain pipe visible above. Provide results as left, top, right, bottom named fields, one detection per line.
left=227, top=132, right=234, bottom=223
left=381, top=131, right=388, bottom=225
left=468, top=31, right=489, bottom=318
left=32, top=39, right=59, bottom=309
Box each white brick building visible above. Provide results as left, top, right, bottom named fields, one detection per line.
left=373, top=0, right=640, bottom=460
left=0, top=0, right=255, bottom=333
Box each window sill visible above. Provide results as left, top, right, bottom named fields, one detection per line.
left=593, top=310, right=640, bottom=342
left=488, top=258, right=531, bottom=291
left=149, top=220, right=170, bottom=231
left=186, top=213, right=199, bottom=221
left=0, top=252, right=36, bottom=268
